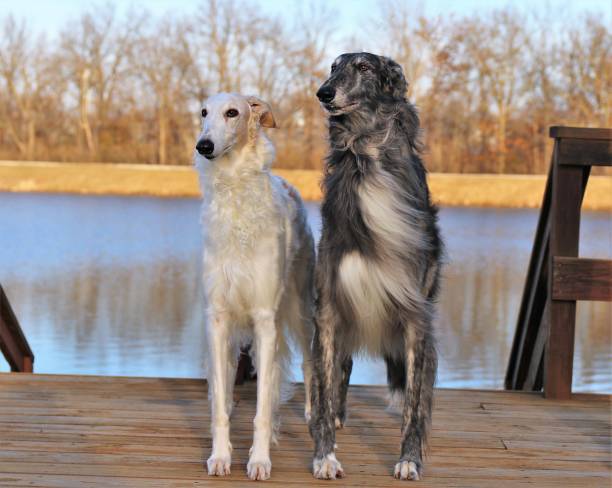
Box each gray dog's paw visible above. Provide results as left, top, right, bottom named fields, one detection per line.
left=394, top=460, right=420, bottom=480
left=313, top=453, right=345, bottom=479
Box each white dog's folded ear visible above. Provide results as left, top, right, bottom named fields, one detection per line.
left=247, top=96, right=277, bottom=128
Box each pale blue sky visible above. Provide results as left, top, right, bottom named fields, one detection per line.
left=2, top=0, right=610, bottom=39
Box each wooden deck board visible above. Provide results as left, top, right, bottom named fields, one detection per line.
left=0, top=374, right=609, bottom=487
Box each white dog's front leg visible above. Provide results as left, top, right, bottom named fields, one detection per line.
left=247, top=309, right=278, bottom=481
left=206, top=312, right=232, bottom=476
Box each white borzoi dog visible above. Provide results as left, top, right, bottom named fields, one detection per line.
left=194, top=93, right=316, bottom=481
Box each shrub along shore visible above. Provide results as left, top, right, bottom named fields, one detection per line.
left=0, top=161, right=610, bottom=210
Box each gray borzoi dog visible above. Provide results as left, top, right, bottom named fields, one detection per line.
left=194, top=93, right=315, bottom=480
left=308, top=53, right=443, bottom=481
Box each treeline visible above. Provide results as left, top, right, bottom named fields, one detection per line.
left=0, top=1, right=609, bottom=173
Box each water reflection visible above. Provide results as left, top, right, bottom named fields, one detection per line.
left=0, top=193, right=609, bottom=392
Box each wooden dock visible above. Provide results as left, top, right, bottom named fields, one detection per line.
left=0, top=374, right=609, bottom=487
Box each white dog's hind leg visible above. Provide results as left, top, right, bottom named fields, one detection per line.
left=206, top=312, right=233, bottom=476
left=247, top=309, right=279, bottom=481
left=302, top=349, right=313, bottom=422
left=297, top=308, right=315, bottom=423
left=287, top=284, right=315, bottom=422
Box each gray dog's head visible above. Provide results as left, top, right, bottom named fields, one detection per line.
left=316, top=52, right=408, bottom=116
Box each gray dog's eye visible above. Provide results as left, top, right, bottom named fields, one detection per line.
left=226, top=109, right=239, bottom=118
left=331, top=64, right=337, bottom=72
left=358, top=63, right=369, bottom=72
left=201, top=108, right=207, bottom=117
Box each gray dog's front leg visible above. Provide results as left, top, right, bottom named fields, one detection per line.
left=309, top=322, right=344, bottom=479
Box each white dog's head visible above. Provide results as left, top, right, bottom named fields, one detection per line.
left=195, top=93, right=277, bottom=162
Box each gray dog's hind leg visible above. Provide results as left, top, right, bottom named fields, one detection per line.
left=334, top=355, right=352, bottom=429
left=395, top=323, right=437, bottom=481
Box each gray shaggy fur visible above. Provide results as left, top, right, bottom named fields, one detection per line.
left=308, top=52, right=443, bottom=481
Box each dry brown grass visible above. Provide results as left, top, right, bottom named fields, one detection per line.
left=0, top=161, right=610, bottom=210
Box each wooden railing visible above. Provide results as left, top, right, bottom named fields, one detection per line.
left=0, top=284, right=34, bottom=372
left=505, top=126, right=612, bottom=399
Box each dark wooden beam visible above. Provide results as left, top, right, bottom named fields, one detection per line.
left=522, top=300, right=549, bottom=392
left=552, top=257, right=612, bottom=302
left=557, top=139, right=612, bottom=167
left=0, top=284, right=34, bottom=372
left=505, top=164, right=552, bottom=390
left=544, top=163, right=588, bottom=400
left=549, top=126, right=612, bottom=140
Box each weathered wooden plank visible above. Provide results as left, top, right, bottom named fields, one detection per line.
left=0, top=430, right=506, bottom=452
left=549, top=126, right=612, bottom=141
left=0, top=374, right=609, bottom=486
left=0, top=416, right=605, bottom=440
left=3, top=445, right=608, bottom=468
left=0, top=474, right=599, bottom=488
left=0, top=402, right=606, bottom=423
left=556, top=138, right=612, bottom=166
left=5, top=437, right=607, bottom=460
left=552, top=257, right=612, bottom=301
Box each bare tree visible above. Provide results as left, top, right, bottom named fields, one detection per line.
left=59, top=4, right=142, bottom=159
left=561, top=15, right=611, bottom=127
left=279, top=2, right=336, bottom=169
left=0, top=17, right=55, bottom=160
left=190, top=0, right=261, bottom=93
left=0, top=3, right=609, bottom=172
left=459, top=10, right=527, bottom=173
left=131, top=15, right=194, bottom=164
left=373, top=1, right=434, bottom=102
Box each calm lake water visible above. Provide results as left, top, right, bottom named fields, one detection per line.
left=0, top=192, right=610, bottom=392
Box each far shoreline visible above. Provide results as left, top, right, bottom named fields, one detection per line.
left=0, top=160, right=610, bottom=211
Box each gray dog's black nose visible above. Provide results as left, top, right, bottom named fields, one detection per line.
left=316, top=86, right=335, bottom=103
left=196, top=139, right=214, bottom=155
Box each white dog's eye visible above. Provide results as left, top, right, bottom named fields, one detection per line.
left=226, top=109, right=239, bottom=118
left=201, top=108, right=207, bottom=118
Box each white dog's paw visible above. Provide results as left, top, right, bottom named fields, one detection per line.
left=394, top=460, right=420, bottom=481
left=207, top=454, right=231, bottom=476
left=313, top=453, right=344, bottom=479
left=247, top=457, right=272, bottom=480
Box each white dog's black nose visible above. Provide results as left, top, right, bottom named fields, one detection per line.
left=196, top=139, right=214, bottom=156
left=316, top=85, right=335, bottom=103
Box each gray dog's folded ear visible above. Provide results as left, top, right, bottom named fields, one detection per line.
left=382, top=57, right=408, bottom=100
left=247, top=96, right=277, bottom=128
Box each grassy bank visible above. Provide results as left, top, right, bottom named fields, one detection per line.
left=0, top=161, right=610, bottom=210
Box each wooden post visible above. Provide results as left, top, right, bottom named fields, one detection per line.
left=543, top=148, right=587, bottom=399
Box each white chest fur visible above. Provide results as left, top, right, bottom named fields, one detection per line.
left=337, top=172, right=427, bottom=352
left=198, top=164, right=286, bottom=320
